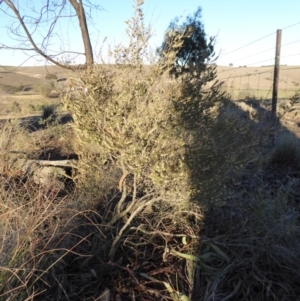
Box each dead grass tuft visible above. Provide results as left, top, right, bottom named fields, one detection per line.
left=197, top=156, right=300, bottom=300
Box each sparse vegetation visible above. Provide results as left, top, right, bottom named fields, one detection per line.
left=34, top=104, right=46, bottom=111
left=11, top=100, right=21, bottom=113
left=34, top=81, right=58, bottom=98
left=28, top=103, right=36, bottom=111
left=39, top=104, right=58, bottom=126
left=2, top=83, right=26, bottom=94
left=45, top=73, right=58, bottom=80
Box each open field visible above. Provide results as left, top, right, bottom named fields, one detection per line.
left=0, top=66, right=68, bottom=117
left=1, top=64, right=299, bottom=99
left=217, top=65, right=300, bottom=99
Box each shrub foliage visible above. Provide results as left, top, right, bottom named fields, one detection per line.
left=157, top=7, right=215, bottom=78
left=62, top=1, right=226, bottom=209
left=2, top=1, right=300, bottom=300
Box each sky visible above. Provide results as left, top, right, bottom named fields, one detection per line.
left=0, top=0, right=300, bottom=67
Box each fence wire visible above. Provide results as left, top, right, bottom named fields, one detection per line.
left=217, top=21, right=300, bottom=101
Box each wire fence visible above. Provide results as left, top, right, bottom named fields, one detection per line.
left=216, top=21, right=300, bottom=101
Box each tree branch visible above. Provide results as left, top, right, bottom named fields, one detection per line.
left=2, top=0, right=96, bottom=69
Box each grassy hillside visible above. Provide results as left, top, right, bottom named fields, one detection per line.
left=217, top=65, right=300, bottom=99
left=0, top=66, right=68, bottom=117
left=2, top=64, right=299, bottom=134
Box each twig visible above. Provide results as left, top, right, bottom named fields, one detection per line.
left=130, top=225, right=198, bottom=239
left=108, top=262, right=140, bottom=285
left=109, top=198, right=158, bottom=261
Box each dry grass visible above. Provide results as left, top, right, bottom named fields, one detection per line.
left=0, top=65, right=68, bottom=118
left=0, top=119, right=202, bottom=300
left=217, top=66, right=300, bottom=100
left=1, top=64, right=300, bottom=116
left=1, top=90, right=300, bottom=300
left=0, top=177, right=73, bottom=300
left=196, top=159, right=300, bottom=300
left=1, top=5, right=300, bottom=300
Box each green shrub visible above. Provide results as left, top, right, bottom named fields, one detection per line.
left=65, top=15, right=170, bottom=200
left=38, top=104, right=58, bottom=127
left=61, top=2, right=241, bottom=212
left=42, top=104, right=56, bottom=119
left=61, top=5, right=269, bottom=296
left=157, top=6, right=215, bottom=79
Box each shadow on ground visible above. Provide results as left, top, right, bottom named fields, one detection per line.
left=0, top=113, right=73, bottom=132
left=188, top=96, right=300, bottom=300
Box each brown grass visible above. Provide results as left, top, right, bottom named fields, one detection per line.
left=0, top=118, right=203, bottom=300
left=0, top=65, right=68, bottom=117
left=1, top=54, right=300, bottom=301
left=1, top=87, right=300, bottom=300
left=217, top=66, right=300, bottom=99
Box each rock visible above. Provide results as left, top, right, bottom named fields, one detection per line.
left=32, top=166, right=66, bottom=187
left=22, top=159, right=77, bottom=188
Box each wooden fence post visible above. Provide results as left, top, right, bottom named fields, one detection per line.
left=271, top=29, right=282, bottom=121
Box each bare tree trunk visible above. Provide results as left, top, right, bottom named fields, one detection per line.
left=2, top=0, right=95, bottom=69
left=69, top=0, right=94, bottom=66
